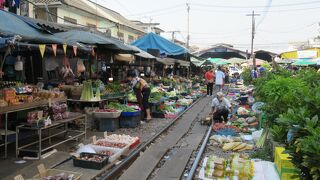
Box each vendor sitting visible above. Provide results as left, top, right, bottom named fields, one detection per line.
left=210, top=92, right=234, bottom=123
left=127, top=70, right=152, bottom=121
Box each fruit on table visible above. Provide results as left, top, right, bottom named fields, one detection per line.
left=222, top=142, right=254, bottom=152
left=95, top=108, right=118, bottom=112
left=98, top=150, right=115, bottom=156
left=78, top=154, right=106, bottom=162
left=95, top=141, right=127, bottom=148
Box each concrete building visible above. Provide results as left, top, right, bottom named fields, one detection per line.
left=25, top=0, right=146, bottom=43
left=131, top=20, right=164, bottom=35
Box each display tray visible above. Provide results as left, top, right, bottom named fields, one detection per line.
left=73, top=152, right=109, bottom=170
left=33, top=169, right=82, bottom=180
left=0, top=97, right=67, bottom=114
left=91, top=145, right=123, bottom=163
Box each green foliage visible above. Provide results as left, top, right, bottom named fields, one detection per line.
left=255, top=76, right=309, bottom=122
left=270, top=124, right=287, bottom=143
left=253, top=67, right=320, bottom=179
left=250, top=140, right=273, bottom=161
left=242, top=68, right=253, bottom=85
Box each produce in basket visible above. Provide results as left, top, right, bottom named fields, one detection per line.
left=77, top=154, right=107, bottom=162
left=95, top=141, right=127, bottom=148
left=97, top=150, right=115, bottom=156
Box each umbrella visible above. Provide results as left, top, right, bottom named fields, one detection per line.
left=292, top=59, right=317, bottom=66
left=248, top=59, right=267, bottom=66
left=216, top=60, right=230, bottom=65
left=207, top=58, right=225, bottom=63
left=227, top=58, right=247, bottom=64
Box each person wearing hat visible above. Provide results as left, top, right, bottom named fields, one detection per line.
left=127, top=70, right=152, bottom=121
left=204, top=69, right=215, bottom=96
left=210, top=92, right=234, bottom=123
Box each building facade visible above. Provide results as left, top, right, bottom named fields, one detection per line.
left=19, top=0, right=146, bottom=44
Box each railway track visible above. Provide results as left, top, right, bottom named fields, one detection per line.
left=96, top=96, right=212, bottom=180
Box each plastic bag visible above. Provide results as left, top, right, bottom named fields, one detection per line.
left=14, top=56, right=23, bottom=71
left=252, top=129, right=263, bottom=142
left=77, top=59, right=85, bottom=73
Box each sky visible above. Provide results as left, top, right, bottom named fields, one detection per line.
left=96, top=0, right=320, bottom=53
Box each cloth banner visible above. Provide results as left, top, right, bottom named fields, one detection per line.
left=73, top=45, right=77, bottom=57
left=39, top=44, right=46, bottom=58
left=63, top=44, right=67, bottom=56
left=52, top=44, right=57, bottom=56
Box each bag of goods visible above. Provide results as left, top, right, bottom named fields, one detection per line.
left=3, top=89, right=16, bottom=102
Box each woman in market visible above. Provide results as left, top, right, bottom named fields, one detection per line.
left=127, top=70, right=152, bottom=121
left=210, top=92, right=234, bottom=123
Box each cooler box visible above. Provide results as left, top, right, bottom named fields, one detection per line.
left=120, top=111, right=141, bottom=128
left=274, top=147, right=299, bottom=180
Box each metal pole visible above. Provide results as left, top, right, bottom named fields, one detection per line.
left=246, top=11, right=260, bottom=69
left=4, top=113, right=8, bottom=159
left=186, top=3, right=190, bottom=49
left=186, top=123, right=212, bottom=180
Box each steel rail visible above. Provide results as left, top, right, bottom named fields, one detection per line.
left=97, top=96, right=204, bottom=180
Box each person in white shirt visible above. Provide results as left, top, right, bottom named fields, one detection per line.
left=210, top=92, right=234, bottom=123
left=215, top=66, right=225, bottom=91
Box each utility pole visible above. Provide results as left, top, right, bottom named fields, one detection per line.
left=186, top=3, right=190, bottom=49
left=246, top=11, right=260, bottom=69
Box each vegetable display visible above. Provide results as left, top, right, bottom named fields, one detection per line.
left=40, top=173, right=76, bottom=180
left=80, top=81, right=94, bottom=101
left=107, top=102, right=137, bottom=112
left=95, top=140, right=127, bottom=149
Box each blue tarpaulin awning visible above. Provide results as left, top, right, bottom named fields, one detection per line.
left=0, top=10, right=64, bottom=44
left=131, top=33, right=188, bottom=56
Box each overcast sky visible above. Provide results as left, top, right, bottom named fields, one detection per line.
left=96, top=0, right=320, bottom=53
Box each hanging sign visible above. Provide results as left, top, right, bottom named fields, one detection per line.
left=63, top=44, right=67, bottom=55
left=297, top=50, right=317, bottom=58
left=73, top=45, right=77, bottom=56
left=52, top=44, right=57, bottom=56
left=39, top=44, right=46, bottom=58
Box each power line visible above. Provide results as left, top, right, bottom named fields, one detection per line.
left=190, top=6, right=320, bottom=14
left=192, top=1, right=320, bottom=9
left=125, top=4, right=184, bottom=17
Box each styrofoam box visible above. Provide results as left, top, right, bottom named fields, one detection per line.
left=90, top=145, right=123, bottom=163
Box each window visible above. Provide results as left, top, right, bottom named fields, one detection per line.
left=117, top=32, right=124, bottom=41
left=128, top=35, right=134, bottom=43
left=64, top=16, right=77, bottom=25
left=87, top=23, right=97, bottom=29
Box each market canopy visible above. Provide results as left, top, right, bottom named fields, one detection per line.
left=54, top=30, right=114, bottom=45
left=114, top=54, right=135, bottom=62
left=247, top=59, right=268, bottom=66
left=190, top=56, right=206, bottom=67
left=128, top=45, right=156, bottom=59
left=0, top=10, right=64, bottom=44
left=227, top=58, right=247, bottom=64
left=131, top=32, right=188, bottom=56
left=176, top=60, right=190, bottom=67
left=156, top=57, right=177, bottom=65
left=292, top=59, right=317, bottom=66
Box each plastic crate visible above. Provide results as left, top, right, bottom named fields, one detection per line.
left=120, top=114, right=141, bottom=128
left=96, top=117, right=119, bottom=132
left=152, top=112, right=165, bottom=118
left=93, top=110, right=122, bottom=118
left=121, top=111, right=141, bottom=117
left=73, top=152, right=109, bottom=170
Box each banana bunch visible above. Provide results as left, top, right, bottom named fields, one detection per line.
left=222, top=142, right=253, bottom=152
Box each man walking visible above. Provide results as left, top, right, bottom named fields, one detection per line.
left=215, top=66, right=225, bottom=91
left=204, top=69, right=215, bottom=96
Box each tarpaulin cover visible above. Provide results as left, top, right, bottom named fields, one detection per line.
left=156, top=57, right=177, bottom=65
left=131, top=32, right=188, bottom=56
left=129, top=45, right=155, bottom=59
left=0, top=10, right=64, bottom=44
left=55, top=30, right=114, bottom=45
